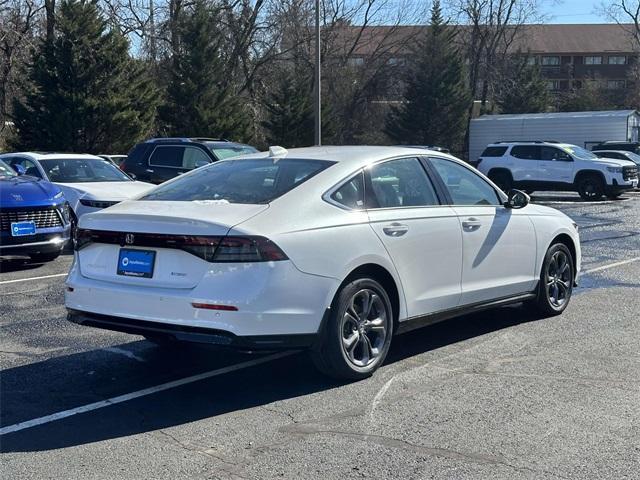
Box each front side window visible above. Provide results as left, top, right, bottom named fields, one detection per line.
left=207, top=143, right=259, bottom=160
left=39, top=158, right=131, bottom=183
left=330, top=172, right=365, bottom=209
left=149, top=145, right=211, bottom=169
left=430, top=157, right=501, bottom=206
left=141, top=158, right=334, bottom=204
left=540, top=146, right=572, bottom=161
left=367, top=158, right=439, bottom=208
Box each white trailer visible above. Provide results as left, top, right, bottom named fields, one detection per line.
left=468, top=110, right=640, bottom=163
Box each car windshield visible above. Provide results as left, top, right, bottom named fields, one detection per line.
left=141, top=158, right=334, bottom=204
left=39, top=158, right=132, bottom=183
left=560, top=145, right=598, bottom=160
left=623, top=152, right=640, bottom=165
left=0, top=159, right=17, bottom=178
left=207, top=143, right=259, bottom=160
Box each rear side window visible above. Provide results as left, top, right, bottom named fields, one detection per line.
left=511, top=145, right=540, bottom=160
left=141, top=158, right=334, bottom=204
left=367, top=158, right=439, bottom=208
left=481, top=146, right=508, bottom=157
left=330, top=172, right=365, bottom=209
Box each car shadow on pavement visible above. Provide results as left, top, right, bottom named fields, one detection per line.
left=0, top=305, right=538, bottom=453
left=0, top=252, right=73, bottom=273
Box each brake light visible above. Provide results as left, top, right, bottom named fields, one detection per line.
left=74, top=229, right=288, bottom=262
left=192, top=303, right=238, bottom=311
left=212, top=236, right=288, bottom=262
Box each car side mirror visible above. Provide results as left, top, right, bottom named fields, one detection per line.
left=505, top=189, right=529, bottom=209
left=12, top=164, right=26, bottom=175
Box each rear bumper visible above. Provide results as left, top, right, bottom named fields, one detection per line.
left=67, top=309, right=317, bottom=349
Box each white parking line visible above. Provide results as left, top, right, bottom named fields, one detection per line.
left=0, top=273, right=67, bottom=285
left=582, top=257, right=640, bottom=275
left=0, top=350, right=296, bottom=436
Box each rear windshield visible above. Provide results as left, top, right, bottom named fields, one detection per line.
left=140, top=158, right=334, bottom=204
left=481, top=146, right=508, bottom=157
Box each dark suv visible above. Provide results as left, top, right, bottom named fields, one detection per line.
left=122, top=138, right=258, bottom=184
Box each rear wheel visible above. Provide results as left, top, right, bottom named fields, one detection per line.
left=527, top=243, right=574, bottom=317
left=488, top=171, right=513, bottom=192
left=311, top=277, right=393, bottom=380
left=30, top=252, right=60, bottom=263
left=577, top=175, right=604, bottom=201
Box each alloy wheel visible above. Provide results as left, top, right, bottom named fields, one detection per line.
left=546, top=250, right=572, bottom=308
left=340, top=288, right=389, bottom=368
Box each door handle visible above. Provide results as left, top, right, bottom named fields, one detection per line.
left=145, top=169, right=154, bottom=173
left=383, top=223, right=409, bottom=237
left=462, top=217, right=482, bottom=231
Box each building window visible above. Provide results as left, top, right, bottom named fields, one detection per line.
left=608, top=55, right=627, bottom=65
left=526, top=56, right=537, bottom=66
left=607, top=80, right=626, bottom=89
left=546, top=80, right=561, bottom=91
left=347, top=57, right=364, bottom=67
left=584, top=56, right=602, bottom=65
left=387, top=57, right=404, bottom=66
left=541, top=56, right=560, bottom=66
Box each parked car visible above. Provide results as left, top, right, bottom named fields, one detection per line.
left=476, top=141, right=639, bottom=200
left=0, top=153, right=154, bottom=228
left=591, top=141, right=640, bottom=155
left=592, top=149, right=640, bottom=167
left=0, top=159, right=71, bottom=262
left=122, top=137, right=259, bottom=184
left=66, top=146, right=581, bottom=379
left=98, top=154, right=127, bottom=167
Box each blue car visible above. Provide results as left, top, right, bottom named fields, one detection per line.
left=0, top=159, right=71, bottom=262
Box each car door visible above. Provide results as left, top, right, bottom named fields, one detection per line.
left=365, top=157, right=462, bottom=317
left=428, top=157, right=538, bottom=306
left=509, top=145, right=541, bottom=185
left=539, top=146, right=574, bottom=185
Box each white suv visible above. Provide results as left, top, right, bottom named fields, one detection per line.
left=476, top=141, right=639, bottom=200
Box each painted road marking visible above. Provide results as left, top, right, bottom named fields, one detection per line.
left=0, top=273, right=67, bottom=285
left=0, top=351, right=296, bottom=436
left=582, top=257, right=640, bottom=275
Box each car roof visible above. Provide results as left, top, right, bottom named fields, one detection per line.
left=1, top=152, right=104, bottom=161
left=234, top=145, right=456, bottom=168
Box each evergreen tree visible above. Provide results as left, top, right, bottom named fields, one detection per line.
left=496, top=56, right=550, bottom=114
left=158, top=0, right=250, bottom=140
left=261, top=70, right=315, bottom=147
left=385, top=0, right=470, bottom=149
left=12, top=0, right=157, bottom=153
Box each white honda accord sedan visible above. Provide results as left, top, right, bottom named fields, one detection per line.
left=65, top=146, right=580, bottom=379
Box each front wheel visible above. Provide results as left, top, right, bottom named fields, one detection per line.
left=577, top=175, right=604, bottom=201
left=311, top=277, right=393, bottom=380
left=528, top=243, right=574, bottom=317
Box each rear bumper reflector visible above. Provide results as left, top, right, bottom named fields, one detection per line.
left=191, top=303, right=238, bottom=311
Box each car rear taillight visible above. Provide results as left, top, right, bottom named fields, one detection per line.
left=74, top=229, right=287, bottom=262
left=212, top=236, right=288, bottom=262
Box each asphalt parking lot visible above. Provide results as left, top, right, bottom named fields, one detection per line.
left=1, top=192, right=639, bottom=480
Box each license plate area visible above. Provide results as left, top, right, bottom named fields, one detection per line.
left=11, top=221, right=36, bottom=237
left=117, top=249, right=156, bottom=278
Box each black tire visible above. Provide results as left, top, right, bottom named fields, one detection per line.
left=310, top=277, right=393, bottom=380
left=577, top=175, right=604, bottom=201
left=30, top=252, right=61, bottom=263
left=527, top=243, right=574, bottom=317
left=488, top=171, right=513, bottom=192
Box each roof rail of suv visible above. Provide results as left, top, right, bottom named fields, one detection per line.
left=145, top=137, right=230, bottom=144
left=494, top=140, right=560, bottom=144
